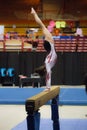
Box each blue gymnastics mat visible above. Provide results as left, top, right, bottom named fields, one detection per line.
left=12, top=118, right=87, bottom=130
left=59, top=88, right=87, bottom=105
left=0, top=87, right=87, bottom=105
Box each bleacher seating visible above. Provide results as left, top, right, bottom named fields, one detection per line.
left=0, top=36, right=87, bottom=52
left=0, top=39, right=32, bottom=52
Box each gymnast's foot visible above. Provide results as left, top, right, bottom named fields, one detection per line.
left=31, top=7, right=36, bottom=14
left=43, top=88, right=50, bottom=92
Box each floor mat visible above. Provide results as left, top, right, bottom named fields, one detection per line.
left=12, top=118, right=87, bottom=130
left=0, top=87, right=87, bottom=105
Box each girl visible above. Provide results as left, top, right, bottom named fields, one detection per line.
left=31, top=8, right=57, bottom=91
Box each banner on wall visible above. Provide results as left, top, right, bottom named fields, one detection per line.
left=0, top=25, right=4, bottom=40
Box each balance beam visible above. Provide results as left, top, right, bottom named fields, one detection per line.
left=26, top=86, right=60, bottom=113
left=25, top=86, right=60, bottom=130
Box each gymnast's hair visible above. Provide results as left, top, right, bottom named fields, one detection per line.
left=43, top=40, right=51, bottom=52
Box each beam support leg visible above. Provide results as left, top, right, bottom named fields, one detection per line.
left=51, top=95, right=60, bottom=130
left=26, top=111, right=40, bottom=130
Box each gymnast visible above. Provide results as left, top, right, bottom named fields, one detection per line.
left=31, top=7, right=57, bottom=91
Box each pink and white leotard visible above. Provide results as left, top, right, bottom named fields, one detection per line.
left=45, top=42, right=57, bottom=88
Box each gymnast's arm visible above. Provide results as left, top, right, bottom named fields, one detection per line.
left=31, top=7, right=54, bottom=44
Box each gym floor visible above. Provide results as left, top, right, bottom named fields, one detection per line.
left=0, top=85, right=87, bottom=130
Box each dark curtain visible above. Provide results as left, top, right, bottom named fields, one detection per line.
left=0, top=52, right=87, bottom=86
left=0, top=52, right=8, bottom=68
left=62, top=52, right=82, bottom=85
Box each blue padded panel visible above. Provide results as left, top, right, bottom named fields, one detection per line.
left=7, top=68, right=15, bottom=77
left=0, top=68, right=6, bottom=77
